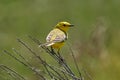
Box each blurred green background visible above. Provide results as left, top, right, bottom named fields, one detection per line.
left=0, top=0, right=120, bottom=80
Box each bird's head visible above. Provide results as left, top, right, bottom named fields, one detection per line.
left=55, top=22, right=74, bottom=31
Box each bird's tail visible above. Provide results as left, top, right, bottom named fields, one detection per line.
left=39, top=42, right=55, bottom=47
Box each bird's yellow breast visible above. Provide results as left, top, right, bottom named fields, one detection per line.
left=51, top=42, right=65, bottom=49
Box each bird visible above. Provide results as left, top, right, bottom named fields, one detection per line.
left=39, top=21, right=74, bottom=54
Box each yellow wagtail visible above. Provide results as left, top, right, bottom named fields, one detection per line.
left=40, top=21, right=74, bottom=53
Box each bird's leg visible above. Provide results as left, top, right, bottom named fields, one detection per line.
left=50, top=47, right=55, bottom=54
left=57, top=49, right=64, bottom=63
left=57, top=49, right=61, bottom=57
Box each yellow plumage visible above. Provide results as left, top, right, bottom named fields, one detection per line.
left=46, top=28, right=66, bottom=49
left=40, top=21, right=74, bottom=52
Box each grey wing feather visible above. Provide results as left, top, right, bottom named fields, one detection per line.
left=44, top=29, right=67, bottom=47
left=46, top=29, right=66, bottom=43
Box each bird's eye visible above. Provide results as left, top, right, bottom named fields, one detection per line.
left=63, top=24, right=66, bottom=26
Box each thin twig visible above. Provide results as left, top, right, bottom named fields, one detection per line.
left=69, top=46, right=82, bottom=80
left=12, top=48, right=32, bottom=67
left=3, top=50, right=45, bottom=80
left=49, top=64, right=81, bottom=79
left=28, top=36, right=76, bottom=79
left=62, top=71, right=69, bottom=80
left=0, top=66, right=18, bottom=79
left=0, top=64, right=26, bottom=80
left=83, top=68, right=94, bottom=80
left=17, top=38, right=64, bottom=79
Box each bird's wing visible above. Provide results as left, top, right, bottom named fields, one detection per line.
left=45, top=29, right=67, bottom=46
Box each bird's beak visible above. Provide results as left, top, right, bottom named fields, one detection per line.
left=69, top=24, right=74, bottom=27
